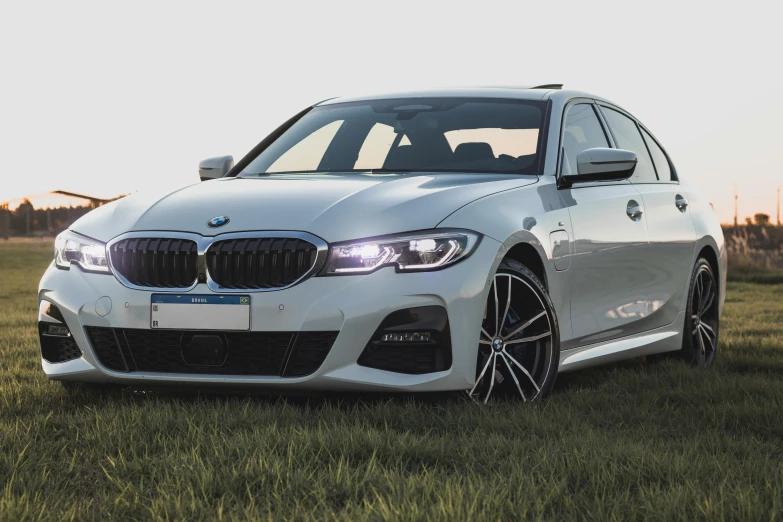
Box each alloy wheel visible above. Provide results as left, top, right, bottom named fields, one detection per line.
left=690, top=264, right=718, bottom=365
left=468, top=269, right=555, bottom=403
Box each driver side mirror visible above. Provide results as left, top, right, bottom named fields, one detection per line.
left=198, top=156, right=234, bottom=181
left=561, top=148, right=637, bottom=187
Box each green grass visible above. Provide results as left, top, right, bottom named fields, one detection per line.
left=1, top=241, right=782, bottom=521
left=727, top=262, right=783, bottom=285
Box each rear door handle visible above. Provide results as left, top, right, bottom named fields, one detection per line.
left=675, top=194, right=689, bottom=212
left=626, top=200, right=643, bottom=221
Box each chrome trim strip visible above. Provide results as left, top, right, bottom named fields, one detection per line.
left=106, top=231, right=329, bottom=293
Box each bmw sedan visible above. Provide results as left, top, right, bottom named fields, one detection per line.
left=38, top=86, right=726, bottom=402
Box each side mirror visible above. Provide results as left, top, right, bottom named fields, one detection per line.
left=198, top=156, right=234, bottom=181
left=562, top=148, right=637, bottom=186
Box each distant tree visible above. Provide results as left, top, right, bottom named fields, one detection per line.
left=745, top=217, right=753, bottom=226
left=13, top=199, right=33, bottom=216
left=754, top=213, right=771, bottom=226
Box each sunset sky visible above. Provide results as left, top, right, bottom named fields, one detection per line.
left=1, top=0, right=781, bottom=224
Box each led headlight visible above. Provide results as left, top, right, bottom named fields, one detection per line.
left=323, top=230, right=480, bottom=275
left=54, top=230, right=110, bottom=273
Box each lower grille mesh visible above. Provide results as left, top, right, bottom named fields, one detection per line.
left=84, top=327, right=337, bottom=377
left=284, top=332, right=340, bottom=377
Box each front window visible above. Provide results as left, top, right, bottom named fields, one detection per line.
left=239, top=98, right=546, bottom=176
left=561, top=103, right=609, bottom=176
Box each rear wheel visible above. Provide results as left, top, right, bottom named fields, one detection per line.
left=681, top=258, right=719, bottom=366
left=468, top=259, right=560, bottom=403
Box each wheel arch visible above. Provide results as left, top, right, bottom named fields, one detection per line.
left=698, top=244, right=720, bottom=283
left=503, top=241, right=549, bottom=291
left=691, top=235, right=727, bottom=318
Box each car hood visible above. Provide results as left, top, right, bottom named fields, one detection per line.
left=71, top=173, right=538, bottom=243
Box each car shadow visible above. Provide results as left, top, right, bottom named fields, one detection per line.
left=61, top=356, right=661, bottom=408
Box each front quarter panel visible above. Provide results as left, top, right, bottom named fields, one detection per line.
left=437, top=176, right=575, bottom=343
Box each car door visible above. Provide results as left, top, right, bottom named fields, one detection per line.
left=558, top=102, right=652, bottom=350
left=599, top=104, right=696, bottom=330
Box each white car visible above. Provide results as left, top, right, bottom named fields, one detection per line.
left=38, top=86, right=726, bottom=402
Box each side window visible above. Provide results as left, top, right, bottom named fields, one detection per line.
left=601, top=108, right=657, bottom=182
left=561, top=104, right=609, bottom=176
left=640, top=127, right=672, bottom=181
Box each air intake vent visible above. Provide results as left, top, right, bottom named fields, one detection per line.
left=84, top=327, right=337, bottom=377
left=207, top=237, right=318, bottom=290
left=109, top=238, right=199, bottom=288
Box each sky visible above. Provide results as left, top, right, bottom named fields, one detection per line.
left=1, top=0, right=781, bottom=224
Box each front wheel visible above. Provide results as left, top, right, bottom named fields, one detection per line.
left=468, top=259, right=560, bottom=403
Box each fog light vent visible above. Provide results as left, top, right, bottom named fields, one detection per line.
left=39, top=319, right=82, bottom=365
left=358, top=306, right=451, bottom=375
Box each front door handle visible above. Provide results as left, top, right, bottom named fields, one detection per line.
left=626, top=200, right=643, bottom=221
left=675, top=194, right=689, bottom=212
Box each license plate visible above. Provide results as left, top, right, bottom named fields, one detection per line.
left=151, top=294, right=250, bottom=330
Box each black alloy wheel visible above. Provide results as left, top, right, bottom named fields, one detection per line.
left=682, top=258, right=719, bottom=366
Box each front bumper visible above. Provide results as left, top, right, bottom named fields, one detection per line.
left=38, top=235, right=501, bottom=392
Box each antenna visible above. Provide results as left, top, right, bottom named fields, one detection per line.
left=734, top=185, right=738, bottom=227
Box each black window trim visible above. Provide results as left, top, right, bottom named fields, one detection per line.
left=226, top=106, right=314, bottom=178
left=555, top=98, right=632, bottom=190
left=595, top=102, right=679, bottom=184
left=638, top=123, right=679, bottom=183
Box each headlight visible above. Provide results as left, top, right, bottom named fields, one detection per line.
left=323, top=229, right=480, bottom=275
left=54, top=230, right=110, bottom=273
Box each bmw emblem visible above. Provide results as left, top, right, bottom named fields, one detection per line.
left=207, top=216, right=230, bottom=228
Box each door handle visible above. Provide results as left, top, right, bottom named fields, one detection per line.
left=626, top=200, right=643, bottom=221
left=675, top=194, right=689, bottom=212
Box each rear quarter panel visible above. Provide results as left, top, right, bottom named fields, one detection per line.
left=680, top=183, right=727, bottom=317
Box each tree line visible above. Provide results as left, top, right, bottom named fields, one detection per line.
left=1, top=200, right=94, bottom=238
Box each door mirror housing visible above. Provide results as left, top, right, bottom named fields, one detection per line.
left=561, top=148, right=637, bottom=186
left=199, top=156, right=234, bottom=181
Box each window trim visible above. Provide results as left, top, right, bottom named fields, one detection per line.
left=555, top=98, right=632, bottom=190
left=596, top=102, right=679, bottom=184
left=638, top=123, right=679, bottom=182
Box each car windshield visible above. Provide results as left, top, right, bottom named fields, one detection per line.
left=238, top=98, right=546, bottom=176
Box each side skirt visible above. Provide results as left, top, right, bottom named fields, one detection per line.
left=558, top=311, right=684, bottom=373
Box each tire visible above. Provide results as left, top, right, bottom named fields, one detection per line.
left=468, top=259, right=560, bottom=403
left=681, top=257, right=719, bottom=366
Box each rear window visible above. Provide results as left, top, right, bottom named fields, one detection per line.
left=239, top=98, right=546, bottom=176
left=640, top=127, right=673, bottom=181
left=601, top=108, right=658, bottom=182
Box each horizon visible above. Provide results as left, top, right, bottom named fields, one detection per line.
left=1, top=185, right=780, bottom=228
left=1, top=1, right=781, bottom=225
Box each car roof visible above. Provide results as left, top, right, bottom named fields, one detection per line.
left=316, top=86, right=613, bottom=106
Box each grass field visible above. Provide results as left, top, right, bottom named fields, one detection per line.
left=1, top=241, right=782, bottom=521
